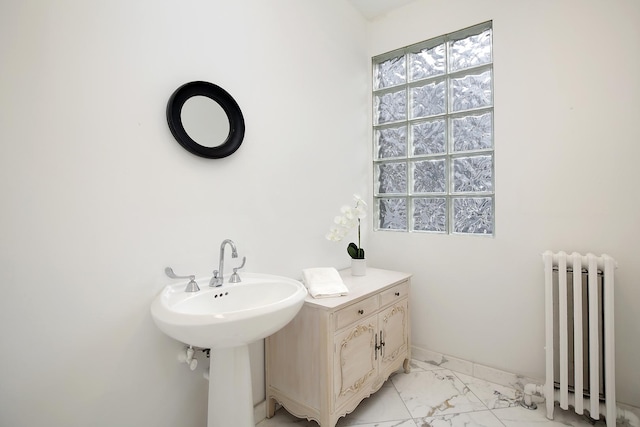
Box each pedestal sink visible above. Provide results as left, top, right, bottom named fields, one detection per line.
left=151, top=273, right=307, bottom=427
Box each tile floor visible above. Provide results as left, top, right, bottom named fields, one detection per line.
left=257, top=359, right=622, bottom=427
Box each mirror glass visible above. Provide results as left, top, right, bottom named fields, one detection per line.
left=181, top=96, right=230, bottom=148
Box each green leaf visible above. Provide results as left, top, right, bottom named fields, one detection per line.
left=347, top=242, right=365, bottom=259
left=347, top=243, right=357, bottom=258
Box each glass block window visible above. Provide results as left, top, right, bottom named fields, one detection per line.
left=373, top=22, right=494, bottom=235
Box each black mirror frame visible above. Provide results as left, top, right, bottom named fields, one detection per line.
left=166, top=81, right=245, bottom=159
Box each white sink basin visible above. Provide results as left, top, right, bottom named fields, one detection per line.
left=150, top=273, right=307, bottom=348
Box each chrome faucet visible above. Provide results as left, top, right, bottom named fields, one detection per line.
left=209, top=239, right=238, bottom=287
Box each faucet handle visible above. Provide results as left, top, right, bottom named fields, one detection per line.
left=165, top=267, right=194, bottom=280
left=235, top=256, right=246, bottom=270
left=165, top=267, right=200, bottom=292
left=229, top=257, right=246, bottom=283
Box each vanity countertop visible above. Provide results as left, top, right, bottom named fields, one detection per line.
left=303, top=267, right=412, bottom=310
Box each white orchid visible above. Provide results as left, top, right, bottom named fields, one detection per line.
left=326, top=226, right=345, bottom=242
left=326, top=194, right=367, bottom=259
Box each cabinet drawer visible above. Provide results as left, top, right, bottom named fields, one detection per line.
left=380, top=281, right=409, bottom=307
left=334, top=296, right=379, bottom=330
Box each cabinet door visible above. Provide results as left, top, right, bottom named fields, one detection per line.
left=333, top=316, right=377, bottom=410
left=379, top=300, right=409, bottom=375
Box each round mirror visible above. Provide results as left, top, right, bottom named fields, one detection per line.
left=166, top=81, right=245, bottom=159
left=181, top=96, right=230, bottom=147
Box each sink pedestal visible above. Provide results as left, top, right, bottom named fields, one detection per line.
left=208, top=345, right=254, bottom=427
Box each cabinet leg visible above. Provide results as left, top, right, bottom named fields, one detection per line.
left=323, top=412, right=335, bottom=427
left=403, top=357, right=411, bottom=374
left=266, top=396, right=276, bottom=418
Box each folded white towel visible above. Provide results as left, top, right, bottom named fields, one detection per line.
left=301, top=267, right=349, bottom=298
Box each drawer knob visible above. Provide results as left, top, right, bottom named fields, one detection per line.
left=358, top=309, right=364, bottom=315
left=395, top=292, right=400, bottom=296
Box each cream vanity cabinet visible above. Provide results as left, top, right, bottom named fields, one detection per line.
left=266, top=268, right=411, bottom=427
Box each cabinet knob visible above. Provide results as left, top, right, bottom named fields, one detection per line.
left=358, top=309, right=364, bottom=315
left=394, top=292, right=400, bottom=296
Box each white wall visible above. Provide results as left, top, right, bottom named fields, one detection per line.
left=367, top=0, right=640, bottom=407
left=3, top=1, right=638, bottom=424
left=0, top=1, right=368, bottom=426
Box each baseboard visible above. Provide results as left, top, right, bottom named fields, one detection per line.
left=253, top=400, right=266, bottom=424
left=411, top=345, right=542, bottom=393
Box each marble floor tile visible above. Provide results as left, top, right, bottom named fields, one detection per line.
left=342, top=421, right=419, bottom=427
left=416, top=409, right=505, bottom=427
left=408, top=359, right=446, bottom=373
left=336, top=384, right=412, bottom=426
left=411, top=349, right=473, bottom=376
left=454, top=372, right=522, bottom=409
left=256, top=408, right=318, bottom=426
left=259, top=405, right=417, bottom=427
left=492, top=404, right=606, bottom=427
left=392, top=369, right=487, bottom=418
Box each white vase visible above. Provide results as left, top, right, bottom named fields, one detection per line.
left=351, top=258, right=366, bottom=276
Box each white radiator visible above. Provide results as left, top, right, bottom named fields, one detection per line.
left=545, top=251, right=616, bottom=424
left=522, top=251, right=640, bottom=426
